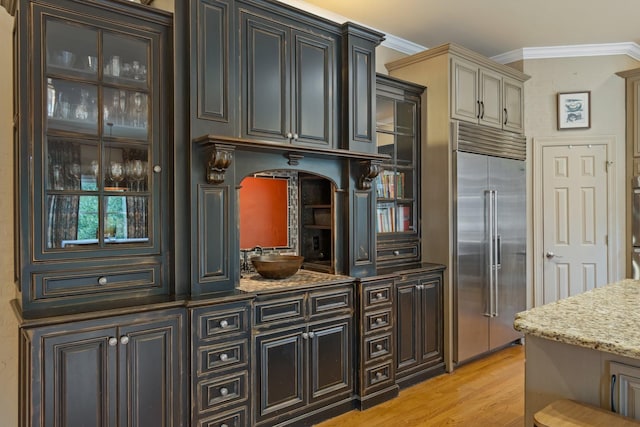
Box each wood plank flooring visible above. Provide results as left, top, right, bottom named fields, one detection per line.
left=316, top=344, right=524, bottom=427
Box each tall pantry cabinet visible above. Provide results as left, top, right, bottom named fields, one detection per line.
left=12, top=0, right=185, bottom=425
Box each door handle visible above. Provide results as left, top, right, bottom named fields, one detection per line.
left=545, top=251, right=563, bottom=259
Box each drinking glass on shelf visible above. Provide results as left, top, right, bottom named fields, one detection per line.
left=67, top=163, right=81, bottom=189
left=119, top=90, right=127, bottom=126
left=52, top=164, right=64, bottom=190
left=109, top=161, right=124, bottom=188
left=111, top=55, right=121, bottom=77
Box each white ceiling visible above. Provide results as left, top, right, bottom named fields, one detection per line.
left=279, top=0, right=640, bottom=60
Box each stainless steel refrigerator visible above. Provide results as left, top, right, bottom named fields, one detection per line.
left=453, top=122, right=526, bottom=364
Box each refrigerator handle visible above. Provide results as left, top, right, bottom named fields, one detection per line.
left=486, top=190, right=495, bottom=318
left=493, top=190, right=500, bottom=317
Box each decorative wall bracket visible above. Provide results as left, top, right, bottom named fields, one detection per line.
left=358, top=160, right=383, bottom=190
left=206, top=144, right=235, bottom=184
left=286, top=153, right=304, bottom=166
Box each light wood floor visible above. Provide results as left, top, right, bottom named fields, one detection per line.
left=317, top=344, right=524, bottom=427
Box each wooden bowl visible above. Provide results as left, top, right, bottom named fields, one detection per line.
left=251, top=255, right=304, bottom=279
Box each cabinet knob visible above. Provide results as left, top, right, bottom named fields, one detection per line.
left=375, top=371, right=383, bottom=379
left=286, top=132, right=293, bottom=139
left=219, top=387, right=229, bottom=396
left=302, top=332, right=309, bottom=339
left=375, top=292, right=383, bottom=299
left=375, top=317, right=384, bottom=325
left=393, top=250, right=400, bottom=256
left=308, top=331, right=315, bottom=339
left=120, top=335, right=129, bottom=345
left=292, top=133, right=298, bottom=141
left=108, top=337, right=118, bottom=347
left=98, top=276, right=108, bottom=285
left=219, top=353, right=228, bottom=362
left=219, top=319, right=229, bottom=328
left=153, top=165, right=162, bottom=173
left=376, top=344, right=383, bottom=351
left=221, top=424, right=229, bottom=427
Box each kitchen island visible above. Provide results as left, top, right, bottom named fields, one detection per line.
left=514, top=279, right=640, bottom=426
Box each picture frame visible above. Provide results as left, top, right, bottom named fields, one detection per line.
left=557, top=91, right=591, bottom=130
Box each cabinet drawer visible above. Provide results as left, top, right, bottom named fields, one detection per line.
left=377, top=243, right=419, bottom=262
left=365, top=361, right=393, bottom=388
left=198, top=371, right=248, bottom=414
left=365, top=333, right=392, bottom=362
left=310, top=286, right=353, bottom=317
left=365, top=308, right=392, bottom=333
left=364, top=282, right=392, bottom=308
left=254, top=295, right=305, bottom=326
left=33, top=264, right=161, bottom=301
left=198, top=407, right=247, bottom=427
left=198, top=340, right=248, bottom=376
left=196, top=305, right=249, bottom=341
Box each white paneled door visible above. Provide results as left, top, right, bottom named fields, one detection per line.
left=541, top=143, right=608, bottom=304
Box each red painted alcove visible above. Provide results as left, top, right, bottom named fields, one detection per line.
left=239, top=176, right=289, bottom=249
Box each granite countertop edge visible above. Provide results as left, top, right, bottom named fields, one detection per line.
left=514, top=279, right=640, bottom=359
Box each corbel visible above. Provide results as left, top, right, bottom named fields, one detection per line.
left=358, top=159, right=383, bottom=190
left=206, top=144, right=235, bottom=184
left=286, top=153, right=304, bottom=166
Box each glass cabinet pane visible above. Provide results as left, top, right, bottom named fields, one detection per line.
left=46, top=79, right=99, bottom=134
left=103, top=88, right=148, bottom=140
left=46, top=195, right=99, bottom=249
left=376, top=132, right=394, bottom=157
left=103, top=32, right=149, bottom=85
left=104, top=146, right=149, bottom=192
left=396, top=100, right=415, bottom=134
left=396, top=134, right=414, bottom=166
left=104, top=196, right=149, bottom=243
left=46, top=140, right=99, bottom=191
left=396, top=203, right=414, bottom=232
left=396, top=169, right=413, bottom=200
left=46, top=19, right=98, bottom=77
left=376, top=97, right=395, bottom=132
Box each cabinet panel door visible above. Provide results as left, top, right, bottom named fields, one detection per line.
left=118, top=311, right=185, bottom=427
left=503, top=76, right=525, bottom=133
left=241, top=12, right=290, bottom=142
left=479, top=68, right=502, bottom=129
left=308, top=317, right=352, bottom=403
left=451, top=57, right=479, bottom=123
left=41, top=327, right=118, bottom=427
left=395, top=280, right=420, bottom=373
left=291, top=30, right=335, bottom=148
left=420, top=277, right=444, bottom=367
left=611, top=361, right=640, bottom=419
left=256, top=327, right=306, bottom=422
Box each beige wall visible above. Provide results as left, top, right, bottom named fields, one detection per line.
left=522, top=55, right=640, bottom=306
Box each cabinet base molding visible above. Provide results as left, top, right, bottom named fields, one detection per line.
left=256, top=398, right=354, bottom=427
left=397, top=364, right=446, bottom=389
left=354, top=385, right=400, bottom=410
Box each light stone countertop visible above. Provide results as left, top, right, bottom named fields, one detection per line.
left=514, top=279, right=640, bottom=359
left=238, top=269, right=353, bottom=293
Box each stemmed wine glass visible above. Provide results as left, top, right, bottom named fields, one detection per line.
left=67, top=163, right=81, bottom=190
left=125, top=159, right=146, bottom=191
left=109, top=161, right=124, bottom=188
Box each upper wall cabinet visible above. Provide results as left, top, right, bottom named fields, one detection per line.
left=239, top=4, right=338, bottom=148
left=451, top=55, right=526, bottom=134
left=14, top=0, right=173, bottom=312
left=188, top=0, right=383, bottom=153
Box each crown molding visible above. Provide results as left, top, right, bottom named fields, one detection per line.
left=492, top=42, right=640, bottom=64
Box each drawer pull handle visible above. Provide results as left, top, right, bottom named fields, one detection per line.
left=376, top=371, right=383, bottom=379
left=120, top=335, right=129, bottom=345
left=98, top=276, right=108, bottom=285
left=375, top=292, right=383, bottom=299
left=221, top=424, right=229, bottom=427
left=108, top=337, right=118, bottom=347
left=219, top=353, right=228, bottom=362
left=220, top=387, right=229, bottom=396
left=375, top=318, right=384, bottom=325
left=393, top=250, right=400, bottom=256
left=219, top=319, right=229, bottom=328
left=376, top=344, right=383, bottom=351
left=302, top=332, right=309, bottom=339
left=308, top=331, right=315, bottom=339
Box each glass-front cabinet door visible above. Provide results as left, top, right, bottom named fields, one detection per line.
left=40, top=11, right=155, bottom=254
left=15, top=0, right=172, bottom=311
left=375, top=75, right=424, bottom=267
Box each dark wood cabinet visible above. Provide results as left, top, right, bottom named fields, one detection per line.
left=299, top=174, right=335, bottom=273
left=253, top=284, right=354, bottom=425
left=239, top=3, right=338, bottom=148
left=190, top=299, right=252, bottom=426
left=20, top=307, right=186, bottom=427
left=375, top=75, right=425, bottom=268
left=355, top=276, right=398, bottom=409
left=14, top=0, right=173, bottom=312
left=394, top=267, right=445, bottom=388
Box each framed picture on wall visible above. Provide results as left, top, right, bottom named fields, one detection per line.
left=557, top=91, right=591, bottom=130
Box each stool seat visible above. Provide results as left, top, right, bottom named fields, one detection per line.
left=534, top=399, right=640, bottom=427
